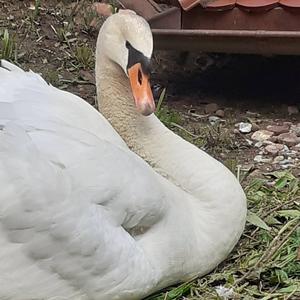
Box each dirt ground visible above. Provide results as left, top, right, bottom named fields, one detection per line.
left=0, top=1, right=299, bottom=299
left=154, top=52, right=300, bottom=175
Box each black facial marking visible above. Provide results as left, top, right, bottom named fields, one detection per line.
left=126, top=41, right=151, bottom=75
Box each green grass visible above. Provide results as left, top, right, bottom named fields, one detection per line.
left=155, top=88, right=182, bottom=127
left=43, top=69, right=60, bottom=86
left=0, top=29, right=16, bottom=61
left=146, top=171, right=300, bottom=300
left=34, top=0, right=41, bottom=19
left=55, top=22, right=73, bottom=44
left=155, top=98, right=299, bottom=299
left=107, top=0, right=120, bottom=13
left=74, top=45, right=94, bottom=69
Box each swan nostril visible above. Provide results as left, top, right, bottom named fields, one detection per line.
left=138, top=69, right=142, bottom=85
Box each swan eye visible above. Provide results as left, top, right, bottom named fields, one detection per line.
left=126, top=41, right=151, bottom=76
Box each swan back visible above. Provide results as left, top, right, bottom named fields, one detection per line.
left=0, top=60, right=125, bottom=148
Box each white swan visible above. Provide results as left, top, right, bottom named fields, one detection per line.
left=0, top=10, right=247, bottom=300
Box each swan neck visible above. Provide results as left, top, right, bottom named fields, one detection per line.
left=95, top=50, right=247, bottom=288
left=96, top=53, right=136, bottom=130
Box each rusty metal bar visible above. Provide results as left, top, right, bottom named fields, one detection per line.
left=182, top=7, right=300, bottom=31
left=118, top=0, right=300, bottom=55
left=149, top=7, right=181, bottom=29
left=152, top=29, right=300, bottom=55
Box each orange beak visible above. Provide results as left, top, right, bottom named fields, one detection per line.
left=128, top=63, right=155, bottom=116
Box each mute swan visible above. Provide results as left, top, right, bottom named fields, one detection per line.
left=0, top=10, right=247, bottom=300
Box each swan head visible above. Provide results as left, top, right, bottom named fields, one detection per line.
left=97, top=10, right=155, bottom=116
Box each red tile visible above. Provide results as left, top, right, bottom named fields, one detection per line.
left=236, top=0, right=279, bottom=11
left=280, top=0, right=300, bottom=9
left=206, top=0, right=236, bottom=11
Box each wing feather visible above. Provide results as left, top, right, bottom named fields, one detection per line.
left=0, top=59, right=126, bottom=147
left=0, top=61, right=165, bottom=299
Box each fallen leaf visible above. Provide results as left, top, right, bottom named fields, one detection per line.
left=246, top=212, right=271, bottom=231
left=277, top=210, right=300, bottom=218
left=79, top=70, right=95, bottom=84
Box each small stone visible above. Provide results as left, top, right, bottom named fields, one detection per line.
left=279, top=158, right=293, bottom=165
left=262, top=140, right=274, bottom=145
left=254, top=141, right=263, bottom=148
left=79, top=70, right=95, bottom=84
left=269, top=136, right=279, bottom=143
left=251, top=123, right=260, bottom=132
left=287, top=105, right=299, bottom=115
left=215, top=109, right=225, bottom=118
left=205, top=103, right=219, bottom=114
left=277, top=132, right=300, bottom=147
left=291, top=124, right=300, bottom=137
left=281, top=164, right=295, bottom=170
left=285, top=150, right=298, bottom=158
left=254, top=155, right=272, bottom=163
left=152, top=83, right=163, bottom=99
left=294, top=143, right=300, bottom=149
left=278, top=144, right=290, bottom=156
left=266, top=124, right=290, bottom=135
left=273, top=155, right=285, bottom=164
left=239, top=122, right=252, bottom=134
left=265, top=143, right=285, bottom=156
left=245, top=139, right=253, bottom=146
left=294, top=169, right=300, bottom=178
left=208, top=116, right=220, bottom=125
left=254, top=155, right=263, bottom=162
left=251, top=130, right=274, bottom=142
left=215, top=286, right=234, bottom=299
left=246, top=111, right=260, bottom=117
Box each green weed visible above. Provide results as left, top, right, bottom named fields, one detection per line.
left=0, top=29, right=16, bottom=61
left=155, top=88, right=182, bottom=127
left=74, top=45, right=94, bottom=69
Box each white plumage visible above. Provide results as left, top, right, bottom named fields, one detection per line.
left=0, top=11, right=247, bottom=300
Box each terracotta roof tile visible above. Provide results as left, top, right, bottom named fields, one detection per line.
left=177, top=0, right=300, bottom=11
left=280, top=0, right=300, bottom=9
left=206, top=0, right=236, bottom=11
left=236, top=0, right=278, bottom=11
